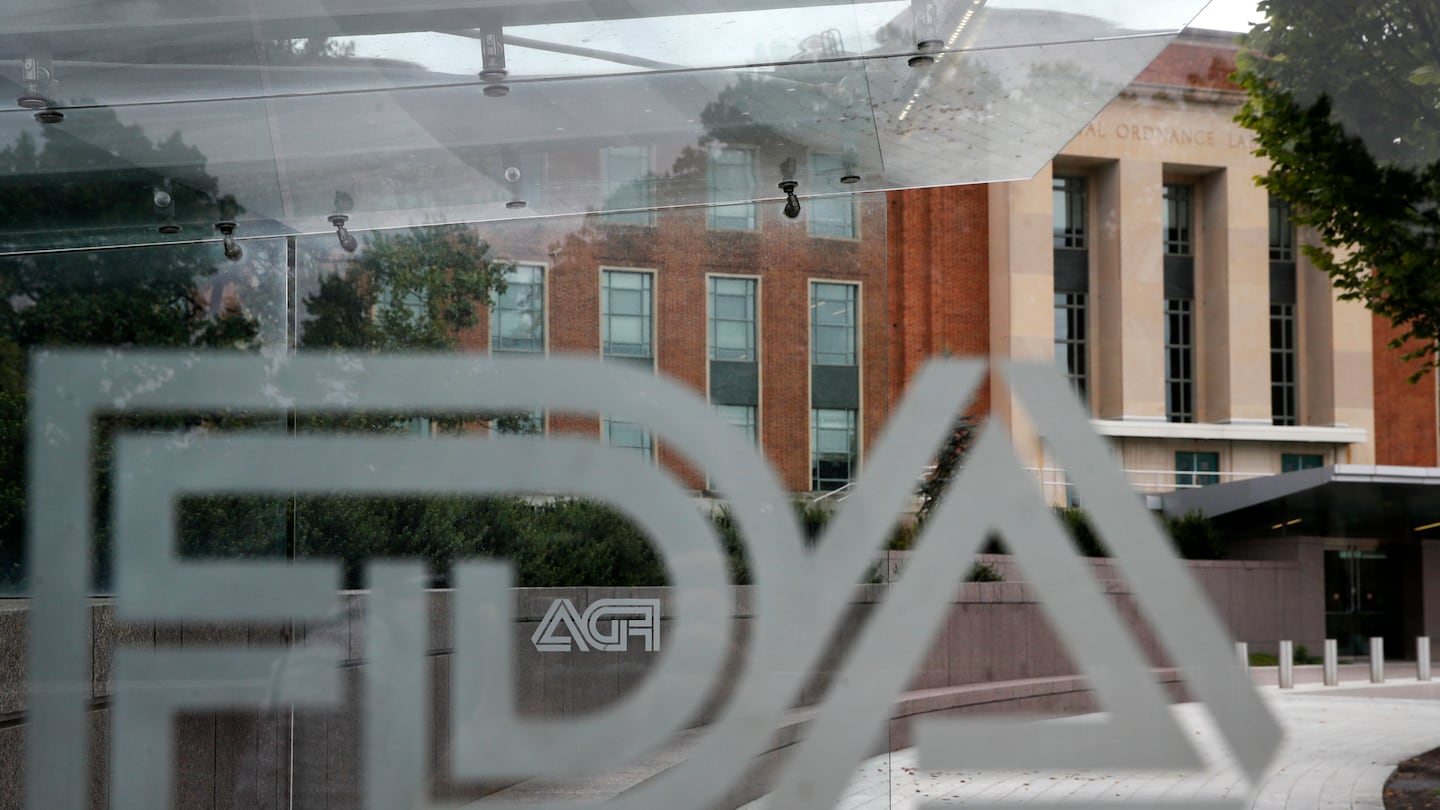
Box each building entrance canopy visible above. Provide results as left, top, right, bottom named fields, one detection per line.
left=0, top=0, right=1208, bottom=255
left=1162, top=465, right=1440, bottom=540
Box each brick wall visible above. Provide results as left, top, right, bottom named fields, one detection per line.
left=467, top=192, right=889, bottom=494
left=1371, top=313, right=1437, bottom=466
left=1133, top=38, right=1241, bottom=91
left=886, top=185, right=992, bottom=414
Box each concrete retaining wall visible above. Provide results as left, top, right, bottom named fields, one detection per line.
left=0, top=550, right=1319, bottom=810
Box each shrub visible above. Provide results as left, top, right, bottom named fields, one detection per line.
left=1164, top=511, right=1229, bottom=560
left=793, top=501, right=830, bottom=547
left=965, top=561, right=1004, bottom=582
left=1055, top=507, right=1108, bottom=557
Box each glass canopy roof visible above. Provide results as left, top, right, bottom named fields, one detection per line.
left=0, top=0, right=1213, bottom=254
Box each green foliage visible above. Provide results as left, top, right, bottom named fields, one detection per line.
left=965, top=561, right=1004, bottom=583
left=300, top=225, right=509, bottom=352
left=178, top=494, right=757, bottom=590
left=710, top=507, right=753, bottom=586
left=887, top=522, right=917, bottom=551
left=1248, top=644, right=1320, bottom=667
left=794, top=500, right=831, bottom=547
left=1163, top=510, right=1230, bottom=561
left=915, top=413, right=979, bottom=525
left=1235, top=1, right=1440, bottom=376
left=1051, top=507, right=1227, bottom=560
left=1247, top=651, right=1278, bottom=666
left=0, top=112, right=261, bottom=591
left=1055, top=506, right=1108, bottom=557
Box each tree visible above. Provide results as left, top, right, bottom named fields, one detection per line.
left=914, top=412, right=979, bottom=525
left=297, top=224, right=534, bottom=434
left=0, top=110, right=261, bottom=589
left=300, top=224, right=509, bottom=352
left=1235, top=1, right=1440, bottom=375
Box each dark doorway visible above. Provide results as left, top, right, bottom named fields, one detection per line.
left=1324, top=542, right=1402, bottom=656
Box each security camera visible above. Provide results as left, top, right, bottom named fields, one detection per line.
left=779, top=180, right=801, bottom=219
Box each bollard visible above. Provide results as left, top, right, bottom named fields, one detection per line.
left=1420, top=637, right=1432, bottom=682
left=1278, top=640, right=1294, bottom=688
left=1370, top=637, right=1385, bottom=683
left=1324, top=639, right=1339, bottom=686
left=1235, top=641, right=1249, bottom=668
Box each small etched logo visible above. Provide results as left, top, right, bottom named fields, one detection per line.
left=531, top=598, right=661, bottom=652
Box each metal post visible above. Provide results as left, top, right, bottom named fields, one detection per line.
left=1278, top=640, right=1294, bottom=689
left=1419, top=637, right=1432, bottom=682
left=1323, top=639, right=1338, bottom=686
left=1370, top=637, right=1385, bottom=683
left=1235, top=641, right=1249, bottom=668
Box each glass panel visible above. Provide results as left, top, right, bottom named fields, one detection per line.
left=715, top=403, right=758, bottom=445
left=1164, top=297, right=1193, bottom=423
left=1053, top=175, right=1086, bottom=248
left=0, top=2, right=1212, bottom=256
left=493, top=263, right=545, bottom=351
left=811, top=282, right=857, bottom=366
left=811, top=407, right=856, bottom=491
left=1163, top=183, right=1192, bottom=256
left=603, top=270, right=653, bottom=358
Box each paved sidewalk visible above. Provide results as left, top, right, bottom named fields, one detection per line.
left=743, top=677, right=1440, bottom=809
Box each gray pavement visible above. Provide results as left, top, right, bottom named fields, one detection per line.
left=742, top=672, right=1440, bottom=809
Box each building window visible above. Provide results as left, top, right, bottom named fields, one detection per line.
left=716, top=404, right=757, bottom=445
left=812, top=408, right=857, bottom=491
left=811, top=282, right=857, bottom=366
left=1164, top=184, right=1192, bottom=256
left=1166, top=297, right=1194, bottom=423
left=708, top=148, right=757, bottom=230
left=1281, top=453, right=1323, bottom=473
left=1053, top=175, right=1087, bottom=248
left=604, top=418, right=652, bottom=459
left=1269, top=194, right=1295, bottom=262
left=601, top=270, right=653, bottom=360
left=492, top=264, right=544, bottom=352
left=709, top=277, right=756, bottom=361
left=1271, top=303, right=1297, bottom=426
left=1054, top=292, right=1088, bottom=400
left=1175, top=451, right=1219, bottom=488
left=602, top=146, right=653, bottom=225
left=808, top=154, right=856, bottom=238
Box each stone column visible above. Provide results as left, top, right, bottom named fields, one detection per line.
left=1093, top=158, right=1164, bottom=421
left=989, top=167, right=1055, bottom=467
left=1196, top=168, right=1269, bottom=423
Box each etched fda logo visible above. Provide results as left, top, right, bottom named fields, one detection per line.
left=25, top=351, right=1280, bottom=810
left=532, top=598, right=661, bottom=652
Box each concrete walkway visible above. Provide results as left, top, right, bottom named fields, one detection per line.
left=742, top=674, right=1440, bottom=809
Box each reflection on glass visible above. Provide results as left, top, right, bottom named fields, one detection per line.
left=716, top=404, right=759, bottom=445
left=811, top=282, right=857, bottom=366
left=602, top=269, right=655, bottom=359
left=602, top=146, right=655, bottom=225
left=709, top=148, right=758, bottom=230
left=709, top=277, right=757, bottom=361
left=494, top=264, right=546, bottom=352
left=809, top=155, right=858, bottom=238
left=812, top=407, right=857, bottom=490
